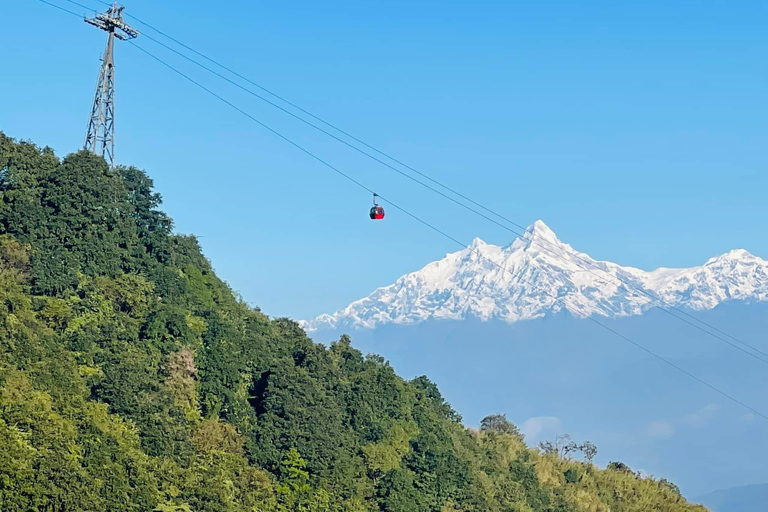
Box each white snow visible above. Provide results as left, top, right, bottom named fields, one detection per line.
left=301, top=221, right=768, bottom=331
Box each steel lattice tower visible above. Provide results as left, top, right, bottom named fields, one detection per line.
left=83, top=3, right=139, bottom=167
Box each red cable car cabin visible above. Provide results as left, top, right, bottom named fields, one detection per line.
left=370, top=193, right=385, bottom=220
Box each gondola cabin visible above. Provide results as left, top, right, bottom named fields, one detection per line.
left=370, top=193, right=385, bottom=220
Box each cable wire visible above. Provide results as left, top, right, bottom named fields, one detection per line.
left=33, top=0, right=768, bottom=421
left=37, top=0, right=82, bottom=17
left=60, top=0, right=98, bottom=12
left=55, top=0, right=768, bottom=366
left=128, top=38, right=768, bottom=422
left=102, top=0, right=768, bottom=364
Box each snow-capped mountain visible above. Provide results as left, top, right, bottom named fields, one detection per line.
left=302, top=220, right=768, bottom=331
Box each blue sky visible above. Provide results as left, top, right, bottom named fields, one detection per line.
left=2, top=0, right=767, bottom=320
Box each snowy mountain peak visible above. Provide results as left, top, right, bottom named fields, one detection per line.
left=302, top=221, right=768, bottom=331
left=467, top=236, right=488, bottom=250
left=705, top=248, right=756, bottom=265
left=526, top=220, right=558, bottom=243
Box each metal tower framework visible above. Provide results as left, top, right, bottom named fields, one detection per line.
left=83, top=3, right=139, bottom=167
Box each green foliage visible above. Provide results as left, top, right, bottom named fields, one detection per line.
left=0, top=132, right=707, bottom=512
left=479, top=413, right=523, bottom=440
left=564, top=468, right=581, bottom=484
left=608, top=461, right=636, bottom=474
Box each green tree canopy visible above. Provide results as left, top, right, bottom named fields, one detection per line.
left=0, top=132, right=707, bottom=512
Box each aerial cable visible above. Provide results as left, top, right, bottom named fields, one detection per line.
left=56, top=0, right=768, bottom=365
left=91, top=1, right=768, bottom=364
left=33, top=0, right=768, bottom=420
left=37, top=0, right=81, bottom=17
left=127, top=40, right=768, bottom=420
left=127, top=38, right=768, bottom=422
left=61, top=0, right=104, bottom=12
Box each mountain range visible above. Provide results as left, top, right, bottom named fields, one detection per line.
left=303, top=220, right=768, bottom=331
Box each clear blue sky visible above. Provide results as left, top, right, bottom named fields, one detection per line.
left=2, top=0, right=767, bottom=320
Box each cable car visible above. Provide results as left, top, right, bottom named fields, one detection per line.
left=370, top=193, right=385, bottom=220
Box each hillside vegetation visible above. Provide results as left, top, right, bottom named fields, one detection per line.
left=0, top=131, right=707, bottom=511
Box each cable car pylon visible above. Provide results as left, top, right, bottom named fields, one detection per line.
left=83, top=2, right=139, bottom=168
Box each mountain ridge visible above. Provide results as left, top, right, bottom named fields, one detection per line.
left=695, top=482, right=768, bottom=512
left=303, top=220, right=768, bottom=331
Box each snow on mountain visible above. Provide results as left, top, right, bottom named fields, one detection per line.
left=301, top=220, right=768, bottom=331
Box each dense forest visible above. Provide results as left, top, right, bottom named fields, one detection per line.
left=0, top=131, right=707, bottom=511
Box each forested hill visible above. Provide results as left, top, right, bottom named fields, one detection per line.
left=0, top=131, right=706, bottom=512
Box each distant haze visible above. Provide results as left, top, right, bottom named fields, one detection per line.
left=696, top=483, right=768, bottom=512
left=304, top=222, right=768, bottom=498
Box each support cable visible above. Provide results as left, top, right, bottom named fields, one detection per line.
left=57, top=0, right=768, bottom=364
left=128, top=38, right=768, bottom=422
left=33, top=0, right=768, bottom=421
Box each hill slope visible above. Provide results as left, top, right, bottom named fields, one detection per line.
left=0, top=132, right=706, bottom=511
left=303, top=221, right=768, bottom=331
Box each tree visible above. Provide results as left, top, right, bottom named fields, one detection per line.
left=279, top=448, right=311, bottom=492
left=539, top=434, right=577, bottom=458
left=539, top=434, right=597, bottom=463
left=479, top=414, right=522, bottom=438
left=582, top=441, right=597, bottom=464
left=411, top=376, right=461, bottom=422
left=564, top=468, right=581, bottom=484
left=659, top=478, right=682, bottom=497
left=115, top=165, right=172, bottom=264
left=607, top=461, right=634, bottom=473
